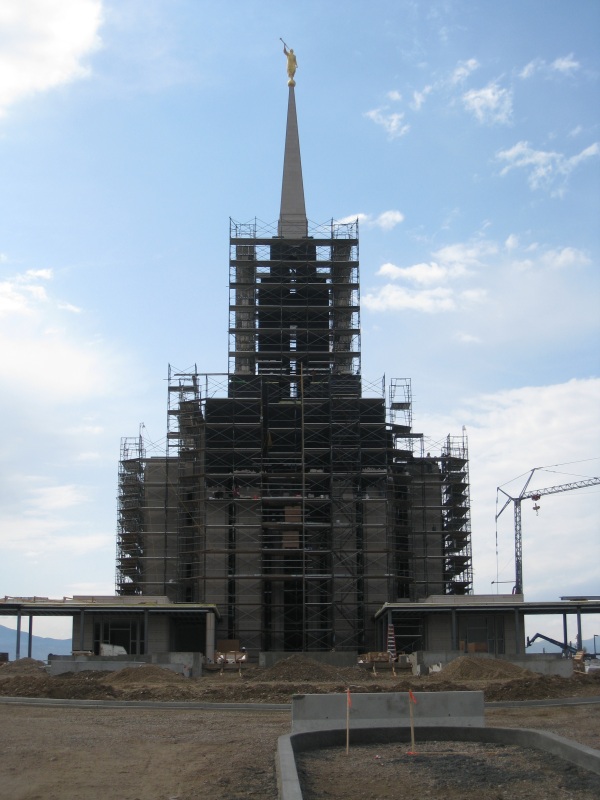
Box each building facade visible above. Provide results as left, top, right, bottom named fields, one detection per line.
left=116, top=83, right=473, bottom=654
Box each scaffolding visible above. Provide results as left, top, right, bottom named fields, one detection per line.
left=116, top=218, right=473, bottom=653
left=387, top=382, right=473, bottom=603
left=440, top=432, right=473, bottom=595
left=228, top=218, right=360, bottom=380
left=116, top=433, right=177, bottom=597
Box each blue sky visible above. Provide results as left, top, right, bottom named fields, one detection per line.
left=1, top=0, right=598, bottom=643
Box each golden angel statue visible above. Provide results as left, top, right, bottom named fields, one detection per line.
left=281, top=41, right=297, bottom=86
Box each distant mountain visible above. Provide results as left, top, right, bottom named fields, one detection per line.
left=0, top=624, right=71, bottom=662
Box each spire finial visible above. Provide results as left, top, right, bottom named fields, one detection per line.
left=280, top=39, right=297, bottom=87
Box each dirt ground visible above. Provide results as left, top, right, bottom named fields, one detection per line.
left=0, top=655, right=599, bottom=799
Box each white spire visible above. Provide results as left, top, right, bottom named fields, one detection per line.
left=278, top=85, right=307, bottom=238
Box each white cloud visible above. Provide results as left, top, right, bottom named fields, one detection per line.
left=74, top=451, right=102, bottom=462
left=496, top=140, right=600, bottom=191
left=450, top=58, right=479, bottom=85
left=0, top=0, right=103, bottom=117
left=58, top=302, right=82, bottom=313
left=366, top=238, right=496, bottom=313
left=29, top=484, right=89, bottom=512
left=337, top=213, right=369, bottom=226
left=405, top=59, right=479, bottom=113
left=338, top=211, right=404, bottom=231
left=462, top=81, right=513, bottom=125
left=364, top=107, right=410, bottom=139
left=373, top=210, right=405, bottom=230
left=0, top=266, right=123, bottom=403
left=410, top=85, right=433, bottom=110
left=0, top=268, right=52, bottom=315
left=551, top=54, right=580, bottom=75
left=568, top=142, right=600, bottom=168
left=432, top=240, right=498, bottom=269
left=539, top=247, right=590, bottom=270
left=362, top=228, right=596, bottom=327
left=519, top=59, right=543, bottom=79
left=363, top=285, right=455, bottom=313
left=387, top=90, right=402, bottom=101
left=67, top=423, right=105, bottom=435
left=378, top=261, right=448, bottom=285
left=460, top=288, right=487, bottom=304
left=519, top=54, right=580, bottom=80
left=23, top=268, right=53, bottom=280
left=418, top=379, right=600, bottom=622
left=455, top=331, right=481, bottom=344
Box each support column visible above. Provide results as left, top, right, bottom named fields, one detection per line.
left=205, top=612, right=215, bottom=663
left=576, top=607, right=582, bottom=651
left=451, top=609, right=458, bottom=651
left=514, top=608, right=521, bottom=655
left=563, top=613, right=568, bottom=652
left=79, top=610, right=85, bottom=652
left=27, top=616, right=33, bottom=658
left=16, top=612, right=22, bottom=660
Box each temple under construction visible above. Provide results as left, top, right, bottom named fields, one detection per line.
left=116, top=74, right=473, bottom=655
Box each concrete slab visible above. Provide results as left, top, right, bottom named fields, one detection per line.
left=291, top=690, right=484, bottom=733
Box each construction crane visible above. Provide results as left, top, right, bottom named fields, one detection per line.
left=496, top=468, right=600, bottom=595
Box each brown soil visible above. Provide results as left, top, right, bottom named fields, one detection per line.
left=297, top=735, right=600, bottom=800
left=2, top=654, right=599, bottom=705
left=435, top=654, right=533, bottom=680
left=0, top=655, right=599, bottom=799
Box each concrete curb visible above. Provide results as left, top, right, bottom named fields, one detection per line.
left=486, top=695, right=600, bottom=708
left=0, top=696, right=289, bottom=711
left=277, top=725, right=600, bottom=800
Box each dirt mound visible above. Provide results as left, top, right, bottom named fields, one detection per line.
left=0, top=675, right=58, bottom=697
left=438, top=656, right=534, bottom=681
left=55, top=670, right=109, bottom=682
left=485, top=673, right=600, bottom=701
left=256, top=655, right=362, bottom=683
left=0, top=658, right=46, bottom=676
left=105, top=665, right=187, bottom=686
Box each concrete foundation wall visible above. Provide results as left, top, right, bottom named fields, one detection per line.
left=411, top=650, right=573, bottom=677
left=291, top=691, right=485, bottom=733
left=48, top=651, right=203, bottom=677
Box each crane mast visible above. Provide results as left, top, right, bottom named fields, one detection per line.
left=496, top=468, right=600, bottom=595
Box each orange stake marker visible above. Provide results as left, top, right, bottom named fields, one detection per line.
left=408, top=690, right=417, bottom=754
